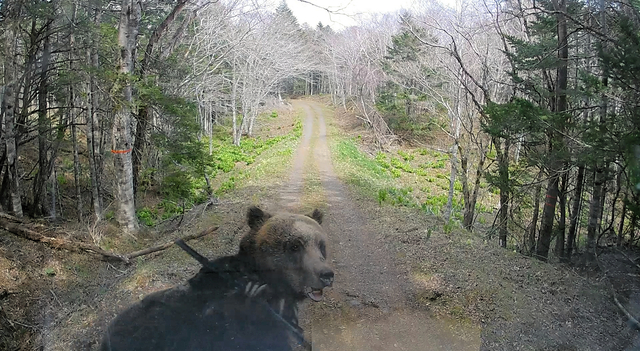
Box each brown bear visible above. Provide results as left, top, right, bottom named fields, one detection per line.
left=100, top=206, right=333, bottom=351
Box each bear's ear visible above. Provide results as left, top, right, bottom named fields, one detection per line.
left=306, top=208, right=323, bottom=225
left=247, top=206, right=271, bottom=230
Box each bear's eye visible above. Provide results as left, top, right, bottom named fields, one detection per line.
left=289, top=240, right=303, bottom=252
left=319, top=241, right=326, bottom=258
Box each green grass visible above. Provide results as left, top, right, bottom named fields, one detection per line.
left=390, top=157, right=415, bottom=173
left=138, top=115, right=303, bottom=227
left=206, top=118, right=302, bottom=176
left=398, top=149, right=415, bottom=161
left=421, top=160, right=447, bottom=169
left=378, top=187, right=414, bottom=206
left=332, top=137, right=393, bottom=197
left=324, top=105, right=498, bottom=227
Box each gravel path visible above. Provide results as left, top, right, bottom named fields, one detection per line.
left=281, top=100, right=480, bottom=351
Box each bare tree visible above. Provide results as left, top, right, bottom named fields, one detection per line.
left=112, top=0, right=142, bottom=233
left=403, top=0, right=514, bottom=231
left=2, top=4, right=23, bottom=218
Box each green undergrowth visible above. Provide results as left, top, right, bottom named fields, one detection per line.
left=332, top=137, right=393, bottom=198
left=328, top=116, right=496, bottom=232
left=137, top=116, right=302, bottom=227
left=331, top=135, right=474, bottom=218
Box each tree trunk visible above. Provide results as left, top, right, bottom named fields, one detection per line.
left=70, top=5, right=82, bottom=220
left=555, top=169, right=568, bottom=260
left=528, top=183, right=542, bottom=255
left=537, top=0, right=568, bottom=261
left=536, top=172, right=560, bottom=260
left=3, top=24, right=23, bottom=218
left=0, top=171, right=9, bottom=211
left=232, top=66, right=240, bottom=146
left=209, top=103, right=214, bottom=156
left=617, top=193, right=627, bottom=247
left=494, top=138, right=510, bottom=248
left=599, top=176, right=607, bottom=234
left=445, top=139, right=458, bottom=222
left=587, top=0, right=609, bottom=256
left=87, top=15, right=103, bottom=221
left=445, top=108, right=462, bottom=222
left=460, top=146, right=471, bottom=227
left=132, top=104, right=148, bottom=197
left=113, top=0, right=142, bottom=234
left=603, top=164, right=624, bottom=239
left=132, top=0, right=189, bottom=195
left=587, top=167, right=605, bottom=256
left=50, top=167, right=58, bottom=219
left=567, top=165, right=584, bottom=257
left=630, top=212, right=638, bottom=248
left=248, top=109, right=256, bottom=137
left=462, top=146, right=485, bottom=231
left=0, top=151, right=6, bottom=211
left=33, top=32, right=52, bottom=217
left=72, top=106, right=82, bottom=219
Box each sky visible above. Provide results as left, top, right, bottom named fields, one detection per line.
left=286, top=0, right=418, bottom=30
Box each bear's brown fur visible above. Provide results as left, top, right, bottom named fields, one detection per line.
left=100, top=206, right=333, bottom=351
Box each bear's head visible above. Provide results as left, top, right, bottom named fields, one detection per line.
left=239, top=206, right=333, bottom=302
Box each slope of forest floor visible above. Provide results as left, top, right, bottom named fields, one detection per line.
left=0, top=97, right=639, bottom=351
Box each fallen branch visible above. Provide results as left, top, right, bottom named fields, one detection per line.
left=614, top=294, right=640, bottom=330
left=0, top=218, right=217, bottom=264
left=125, top=226, right=218, bottom=261
left=0, top=219, right=128, bottom=261
left=0, top=212, right=25, bottom=223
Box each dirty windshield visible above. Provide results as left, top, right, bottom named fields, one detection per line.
left=1, top=0, right=640, bottom=350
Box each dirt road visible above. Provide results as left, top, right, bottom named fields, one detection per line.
left=276, top=100, right=480, bottom=351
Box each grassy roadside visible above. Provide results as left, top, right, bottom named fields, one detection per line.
left=325, top=105, right=495, bottom=227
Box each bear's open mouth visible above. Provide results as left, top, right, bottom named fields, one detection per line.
left=305, top=287, right=324, bottom=302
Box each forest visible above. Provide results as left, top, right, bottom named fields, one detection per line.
left=1, top=0, right=640, bottom=349
left=1, top=0, right=639, bottom=259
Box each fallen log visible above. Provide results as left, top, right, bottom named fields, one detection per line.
left=0, top=212, right=25, bottom=223
left=0, top=218, right=217, bottom=264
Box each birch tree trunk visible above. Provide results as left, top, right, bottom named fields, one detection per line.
left=3, top=21, right=23, bottom=218
left=113, top=0, right=141, bottom=233
left=232, top=62, right=240, bottom=146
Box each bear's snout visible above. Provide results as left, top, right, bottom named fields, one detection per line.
left=319, top=268, right=334, bottom=287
